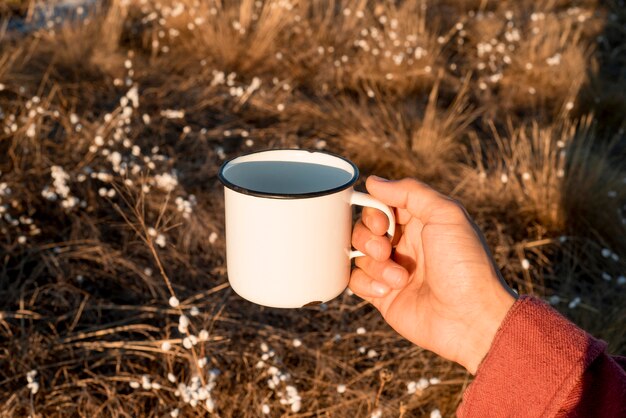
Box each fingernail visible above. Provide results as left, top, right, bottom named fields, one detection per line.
left=369, top=175, right=389, bottom=182
left=371, top=280, right=390, bottom=296
left=365, top=239, right=382, bottom=259
left=384, top=265, right=406, bottom=288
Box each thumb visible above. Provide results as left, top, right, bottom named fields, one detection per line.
left=365, top=176, right=460, bottom=225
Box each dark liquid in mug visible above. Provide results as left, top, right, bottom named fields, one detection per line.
left=223, top=161, right=353, bottom=195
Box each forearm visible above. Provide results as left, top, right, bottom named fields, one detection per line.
left=457, top=296, right=625, bottom=417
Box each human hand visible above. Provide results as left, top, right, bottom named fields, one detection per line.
left=350, top=177, right=517, bottom=374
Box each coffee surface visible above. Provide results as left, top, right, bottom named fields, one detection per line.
left=223, top=161, right=354, bottom=194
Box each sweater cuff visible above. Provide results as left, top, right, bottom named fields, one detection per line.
left=457, top=296, right=606, bottom=418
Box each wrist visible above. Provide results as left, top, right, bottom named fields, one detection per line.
left=460, top=289, right=516, bottom=374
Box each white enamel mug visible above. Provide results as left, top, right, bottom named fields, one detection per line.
left=218, top=149, right=395, bottom=308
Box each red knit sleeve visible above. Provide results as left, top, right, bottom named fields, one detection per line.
left=456, top=295, right=626, bottom=417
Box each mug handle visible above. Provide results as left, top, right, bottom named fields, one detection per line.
left=349, top=190, right=396, bottom=259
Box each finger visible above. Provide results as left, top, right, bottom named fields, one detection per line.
left=349, top=267, right=390, bottom=299
left=354, top=256, right=409, bottom=289
left=366, top=176, right=467, bottom=225
left=361, top=207, right=389, bottom=236
left=352, top=220, right=392, bottom=261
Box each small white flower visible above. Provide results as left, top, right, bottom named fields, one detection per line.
left=416, top=377, right=429, bottom=390
left=209, top=232, right=218, bottom=244
left=206, top=398, right=215, bottom=412
left=161, top=341, right=172, bottom=351
left=262, top=404, right=270, bottom=414
left=129, top=381, right=140, bottom=389
left=370, top=408, right=382, bottom=418
left=546, top=53, right=562, bottom=66
left=568, top=296, right=581, bottom=309
left=154, top=173, right=178, bottom=192
left=291, top=400, right=301, bottom=413
left=198, top=357, right=208, bottom=368
left=292, top=338, right=302, bottom=348
left=356, top=327, right=366, bottom=335
left=337, top=384, right=347, bottom=394
left=170, top=408, right=180, bottom=417
left=277, top=103, right=285, bottom=112
left=407, top=381, right=418, bottom=394
left=183, top=337, right=193, bottom=349
left=611, top=253, right=619, bottom=262
left=521, top=259, right=530, bottom=270
left=178, top=315, right=190, bottom=332
left=500, top=173, right=508, bottom=184
left=429, top=377, right=441, bottom=385
left=168, top=373, right=176, bottom=383
left=549, top=295, right=561, bottom=305
left=168, top=296, right=180, bottom=308
left=161, top=109, right=185, bottom=119
left=151, top=382, right=161, bottom=390
left=26, top=382, right=39, bottom=395
left=199, top=329, right=209, bottom=341
left=141, top=375, right=151, bottom=390
left=430, top=408, right=442, bottom=418
left=367, top=349, right=378, bottom=358
left=26, top=124, right=36, bottom=138
left=260, top=342, right=269, bottom=353
left=602, top=272, right=612, bottom=282
left=155, top=234, right=166, bottom=248
left=601, top=248, right=612, bottom=258
left=617, top=276, right=626, bottom=285
left=26, top=370, right=37, bottom=383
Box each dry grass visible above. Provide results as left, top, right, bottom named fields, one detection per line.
left=0, top=0, right=625, bottom=417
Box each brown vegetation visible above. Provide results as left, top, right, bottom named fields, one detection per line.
left=0, top=0, right=625, bottom=417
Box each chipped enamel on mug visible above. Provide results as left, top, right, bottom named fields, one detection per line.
left=218, top=149, right=395, bottom=308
